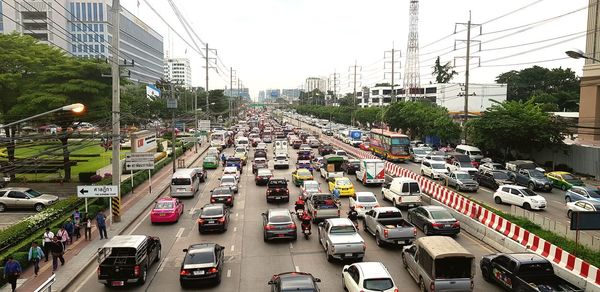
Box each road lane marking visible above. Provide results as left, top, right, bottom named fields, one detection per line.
left=231, top=245, right=235, bottom=252
left=176, top=227, right=185, bottom=238
left=128, top=210, right=151, bottom=235
left=295, top=266, right=300, bottom=272
left=289, top=243, right=293, bottom=249
left=233, top=227, right=237, bottom=232
left=189, top=208, right=195, bottom=215
left=236, top=213, right=239, bottom=217
left=480, top=188, right=492, bottom=193
left=227, top=269, right=231, bottom=278
left=158, top=257, right=168, bottom=272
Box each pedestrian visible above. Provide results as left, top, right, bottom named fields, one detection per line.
left=56, top=226, right=70, bottom=247
left=63, top=219, right=74, bottom=244
left=96, top=210, right=107, bottom=239
left=84, top=215, right=92, bottom=240
left=72, top=208, right=82, bottom=240
left=3, top=255, right=22, bottom=292
left=28, top=242, right=44, bottom=277
left=42, top=228, right=54, bottom=262
left=50, top=236, right=65, bottom=272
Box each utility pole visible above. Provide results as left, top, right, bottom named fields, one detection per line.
left=348, top=61, right=362, bottom=127
left=110, top=0, right=121, bottom=223
left=329, top=70, right=340, bottom=105
left=169, top=85, right=177, bottom=173
left=385, top=45, right=402, bottom=103
left=204, top=43, right=217, bottom=123
left=454, top=11, right=481, bottom=143
left=230, top=67, right=233, bottom=121
left=193, top=87, right=198, bottom=153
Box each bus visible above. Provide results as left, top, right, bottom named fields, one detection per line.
left=369, top=128, right=411, bottom=162
left=210, top=131, right=227, bottom=149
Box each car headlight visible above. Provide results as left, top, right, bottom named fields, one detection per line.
left=530, top=199, right=538, bottom=203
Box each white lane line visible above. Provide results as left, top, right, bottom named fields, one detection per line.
left=289, top=243, right=293, bottom=249
left=227, top=269, right=232, bottom=278
left=233, top=227, right=237, bottom=232
left=189, top=208, right=195, bottom=215
left=158, top=257, right=168, bottom=272
left=176, top=227, right=185, bottom=238
left=479, top=188, right=492, bottom=193
left=236, top=213, right=239, bottom=217
left=551, top=200, right=563, bottom=205
left=231, top=245, right=235, bottom=252
left=128, top=210, right=151, bottom=235
left=295, top=266, right=300, bottom=272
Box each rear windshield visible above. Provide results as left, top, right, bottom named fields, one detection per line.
left=172, top=178, right=191, bottom=185
left=430, top=210, right=453, bottom=220
left=185, top=250, right=215, bottom=265
left=363, top=278, right=394, bottom=290
left=330, top=225, right=356, bottom=234
left=357, top=196, right=376, bottom=203
left=269, top=215, right=291, bottom=223
left=155, top=202, right=174, bottom=209
left=435, top=257, right=472, bottom=279
left=469, top=151, right=482, bottom=156
left=201, top=208, right=223, bottom=216
left=221, top=177, right=236, bottom=184
left=269, top=181, right=287, bottom=187
left=257, top=170, right=272, bottom=176
left=212, top=188, right=231, bottom=195
left=378, top=211, right=402, bottom=219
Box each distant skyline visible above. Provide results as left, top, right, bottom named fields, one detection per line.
left=122, top=0, right=588, bottom=100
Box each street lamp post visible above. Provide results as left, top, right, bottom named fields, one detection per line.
left=565, top=49, right=600, bottom=62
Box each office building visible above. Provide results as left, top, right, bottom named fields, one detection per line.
left=164, top=57, right=192, bottom=88
left=224, top=88, right=250, bottom=100
left=305, top=77, right=327, bottom=92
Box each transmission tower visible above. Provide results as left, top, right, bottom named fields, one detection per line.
left=403, top=0, right=421, bottom=100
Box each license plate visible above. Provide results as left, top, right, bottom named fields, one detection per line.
left=278, top=234, right=285, bottom=237
left=275, top=197, right=281, bottom=199
left=209, top=220, right=215, bottom=224
left=178, top=188, right=185, bottom=192
left=111, top=281, right=124, bottom=286
left=408, top=204, right=415, bottom=207
left=159, top=213, right=165, bottom=216
left=344, top=253, right=353, bottom=257
left=193, top=270, right=205, bottom=275
left=364, top=207, right=372, bottom=210
left=445, top=225, right=451, bottom=228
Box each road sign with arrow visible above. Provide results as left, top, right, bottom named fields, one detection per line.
left=77, top=185, right=118, bottom=198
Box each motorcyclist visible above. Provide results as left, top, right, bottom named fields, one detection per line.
left=294, top=197, right=305, bottom=212
left=300, top=213, right=312, bottom=234
left=347, top=206, right=359, bottom=226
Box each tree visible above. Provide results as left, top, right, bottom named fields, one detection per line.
left=338, top=93, right=355, bottom=107
left=432, top=57, right=458, bottom=83
left=466, top=100, right=569, bottom=160
left=355, top=107, right=383, bottom=127
left=384, top=101, right=460, bottom=143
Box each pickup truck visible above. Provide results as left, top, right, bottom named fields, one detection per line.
left=381, top=177, right=422, bottom=208
left=306, top=193, right=340, bottom=223
left=441, top=171, right=479, bottom=192
left=505, top=160, right=546, bottom=173
left=318, top=218, right=366, bottom=262
left=509, top=168, right=553, bottom=192
left=363, top=207, right=417, bottom=247
left=319, top=155, right=345, bottom=179
left=480, top=252, right=583, bottom=292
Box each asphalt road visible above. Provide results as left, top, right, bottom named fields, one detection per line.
left=65, top=141, right=503, bottom=292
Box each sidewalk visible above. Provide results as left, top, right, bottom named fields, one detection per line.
left=2, top=145, right=208, bottom=292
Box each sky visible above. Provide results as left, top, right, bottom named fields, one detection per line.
left=122, top=0, right=589, bottom=100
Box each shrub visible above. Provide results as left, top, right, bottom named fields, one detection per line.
left=90, top=174, right=102, bottom=183
left=78, top=171, right=97, bottom=183
left=103, top=173, right=112, bottom=179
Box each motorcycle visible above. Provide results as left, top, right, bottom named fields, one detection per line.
left=301, top=223, right=311, bottom=240
left=295, top=207, right=305, bottom=220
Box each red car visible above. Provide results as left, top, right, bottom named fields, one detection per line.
left=359, top=142, right=370, bottom=151
left=150, top=197, right=184, bottom=223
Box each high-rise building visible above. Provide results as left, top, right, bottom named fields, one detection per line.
left=0, top=0, right=164, bottom=83
left=281, top=89, right=300, bottom=101
left=305, top=77, right=327, bottom=92
left=164, top=58, right=192, bottom=88
left=224, top=88, right=250, bottom=100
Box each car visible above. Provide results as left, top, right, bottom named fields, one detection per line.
left=252, top=157, right=269, bottom=174
left=300, top=143, right=310, bottom=149
left=256, top=169, right=274, bottom=186
left=328, top=177, right=355, bottom=197
left=300, top=180, right=322, bottom=200
left=474, top=170, right=513, bottom=190
left=206, top=147, right=220, bottom=159
left=318, top=144, right=335, bottom=156
left=410, top=147, right=432, bottom=163
left=546, top=171, right=585, bottom=191
left=150, top=197, right=184, bottom=223
left=565, top=186, right=600, bottom=203
left=234, top=147, right=248, bottom=165
left=219, top=175, right=239, bottom=193
left=420, top=160, right=448, bottom=180
left=493, top=185, right=547, bottom=210
left=358, top=142, right=370, bottom=151
left=274, top=154, right=290, bottom=169
left=0, top=187, right=59, bottom=212
left=479, top=162, right=505, bottom=172
left=223, top=166, right=240, bottom=180
left=266, top=178, right=290, bottom=202
left=198, top=204, right=230, bottom=233
left=407, top=205, right=460, bottom=236
left=349, top=192, right=379, bottom=217
left=251, top=137, right=262, bottom=147
left=342, top=262, right=397, bottom=292
left=262, top=208, right=297, bottom=241
left=291, top=139, right=303, bottom=149
left=291, top=168, right=314, bottom=187
left=256, top=142, right=268, bottom=151
left=263, top=136, right=273, bottom=143
left=203, top=156, right=219, bottom=169
left=268, top=272, right=321, bottom=292
left=210, top=187, right=235, bottom=207
left=566, top=200, right=600, bottom=218
left=308, top=139, right=320, bottom=148
left=342, top=159, right=361, bottom=175
left=312, top=157, right=324, bottom=170
left=296, top=160, right=314, bottom=173
left=442, top=171, right=479, bottom=192
left=255, top=149, right=268, bottom=159
left=179, top=243, right=225, bottom=287
left=334, top=149, right=348, bottom=158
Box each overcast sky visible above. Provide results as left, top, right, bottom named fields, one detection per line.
left=123, top=0, right=589, bottom=100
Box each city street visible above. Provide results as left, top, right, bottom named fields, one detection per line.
left=65, top=142, right=503, bottom=292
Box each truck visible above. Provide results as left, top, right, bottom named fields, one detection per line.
left=363, top=207, right=417, bottom=247
left=509, top=168, right=553, bottom=192
left=317, top=218, right=366, bottom=262
left=505, top=160, right=546, bottom=173
left=480, top=252, right=583, bottom=292
left=306, top=193, right=340, bottom=223
left=348, top=130, right=362, bottom=147
left=273, top=139, right=288, bottom=154
left=319, top=155, right=345, bottom=179
left=440, top=171, right=479, bottom=192
left=381, top=177, right=422, bottom=208
left=355, top=159, right=386, bottom=186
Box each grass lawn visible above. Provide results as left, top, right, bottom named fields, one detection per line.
left=2, top=142, right=129, bottom=182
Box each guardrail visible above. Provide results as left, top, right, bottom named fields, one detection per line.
left=34, top=274, right=55, bottom=292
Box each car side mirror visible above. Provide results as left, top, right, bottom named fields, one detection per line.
left=217, top=178, right=221, bottom=180
left=268, top=280, right=275, bottom=285
left=315, top=278, right=321, bottom=282
left=183, top=248, right=188, bottom=252
left=210, top=190, right=213, bottom=193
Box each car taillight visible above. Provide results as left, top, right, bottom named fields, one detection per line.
left=227, top=197, right=232, bottom=202
left=453, top=221, right=460, bottom=228
left=180, top=269, right=190, bottom=276
left=285, top=189, right=289, bottom=194
left=431, top=282, right=436, bottom=292
left=208, top=267, right=218, bottom=274
left=394, top=289, right=399, bottom=292
left=198, top=218, right=205, bottom=224
left=432, top=223, right=443, bottom=228
left=134, top=265, right=141, bottom=277
left=287, top=223, right=296, bottom=229
left=383, top=229, right=389, bottom=238
left=265, top=225, right=274, bottom=230
left=211, top=199, right=216, bottom=203
left=413, top=228, right=417, bottom=237
left=218, top=217, right=226, bottom=223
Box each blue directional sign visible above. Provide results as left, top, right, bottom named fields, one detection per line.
left=350, top=130, right=362, bottom=139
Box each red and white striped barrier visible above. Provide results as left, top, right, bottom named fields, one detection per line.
left=320, top=135, right=600, bottom=286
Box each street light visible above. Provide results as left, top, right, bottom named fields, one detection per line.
left=565, top=49, right=600, bottom=63
left=3, top=103, right=85, bottom=128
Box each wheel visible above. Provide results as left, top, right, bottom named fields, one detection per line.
left=420, top=170, right=424, bottom=176
left=34, top=204, right=44, bottom=212
left=375, top=233, right=383, bottom=247
left=0, top=203, right=6, bottom=212
left=565, top=196, right=572, bottom=203
left=482, top=267, right=491, bottom=282
left=423, top=225, right=431, bottom=236
left=567, top=210, right=573, bottom=219
left=494, top=196, right=502, bottom=204
left=456, top=185, right=461, bottom=191
left=138, top=267, right=147, bottom=285
left=561, top=184, right=568, bottom=191
left=528, top=182, right=535, bottom=191
left=155, top=248, right=161, bottom=263
left=419, top=278, right=427, bottom=292
left=402, top=253, right=408, bottom=268
left=523, top=203, right=531, bottom=210
left=343, top=275, right=348, bottom=291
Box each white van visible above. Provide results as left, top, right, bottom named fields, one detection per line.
left=381, top=177, right=422, bottom=208
left=455, top=145, right=483, bottom=162
left=235, top=136, right=249, bottom=150
left=170, top=168, right=201, bottom=197
left=273, top=139, right=288, bottom=154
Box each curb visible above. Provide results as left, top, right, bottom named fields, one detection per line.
left=59, top=146, right=208, bottom=292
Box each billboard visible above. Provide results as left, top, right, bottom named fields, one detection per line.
left=130, top=130, right=157, bottom=153
left=146, top=84, right=161, bottom=100
left=570, top=212, right=600, bottom=230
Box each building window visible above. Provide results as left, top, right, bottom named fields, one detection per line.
left=371, top=98, right=380, bottom=103
left=87, top=3, right=92, bottom=20
left=69, top=3, right=75, bottom=20
left=425, top=87, right=437, bottom=94
left=99, top=24, right=103, bottom=32
left=71, top=34, right=76, bottom=41
left=100, top=44, right=105, bottom=53
left=93, top=24, right=98, bottom=32
left=71, top=23, right=75, bottom=31
left=81, top=2, right=86, bottom=20
left=88, top=45, right=93, bottom=52
left=382, top=89, right=391, bottom=95
left=371, top=90, right=379, bottom=95
left=78, top=44, right=82, bottom=52
left=76, top=3, right=80, bottom=19
left=93, top=3, right=98, bottom=21
left=95, top=44, right=99, bottom=53
left=72, top=44, right=76, bottom=52
left=383, top=98, right=392, bottom=103
left=82, top=34, right=87, bottom=42
left=99, top=4, right=103, bottom=21
left=89, top=34, right=93, bottom=41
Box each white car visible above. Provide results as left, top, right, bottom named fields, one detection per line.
left=219, top=175, right=239, bottom=193
left=273, top=154, right=289, bottom=169
left=420, top=160, right=448, bottom=180
left=255, top=142, right=267, bottom=151
left=342, top=262, right=397, bottom=292
left=349, top=192, right=380, bottom=217
left=223, top=166, right=240, bottom=180
left=566, top=200, right=600, bottom=219
left=479, top=162, right=505, bottom=172
left=334, top=149, right=348, bottom=158
left=493, top=185, right=546, bottom=210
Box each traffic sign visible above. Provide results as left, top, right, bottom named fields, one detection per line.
left=198, top=120, right=210, bottom=132
left=126, top=152, right=155, bottom=162
left=77, top=185, right=118, bottom=198
left=167, top=99, right=177, bottom=109
left=126, top=161, right=155, bottom=170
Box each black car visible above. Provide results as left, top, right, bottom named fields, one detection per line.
left=210, top=187, right=234, bottom=207
left=342, top=159, right=360, bottom=175
left=266, top=178, right=290, bottom=203
left=268, top=272, right=321, bottom=292
left=318, top=144, right=334, bottom=156
left=256, top=169, right=274, bottom=186
left=198, top=204, right=230, bottom=233
left=407, top=205, right=460, bottom=236
left=474, top=170, right=513, bottom=190
left=179, top=243, right=224, bottom=287
left=255, top=149, right=268, bottom=159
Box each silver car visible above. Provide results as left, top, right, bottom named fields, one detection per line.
left=0, top=187, right=59, bottom=212
left=262, top=208, right=297, bottom=241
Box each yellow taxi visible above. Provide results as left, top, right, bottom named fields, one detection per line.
left=291, top=168, right=314, bottom=187
left=328, top=177, right=355, bottom=197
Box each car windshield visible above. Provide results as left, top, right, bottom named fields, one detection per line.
left=330, top=225, right=356, bottom=234
left=221, top=177, right=235, bottom=184
left=204, top=157, right=216, bottom=162
left=493, top=172, right=510, bottom=179
left=336, top=151, right=347, bottom=156
left=363, top=278, right=394, bottom=290
left=431, top=163, right=445, bottom=169
left=413, top=149, right=428, bottom=154
left=201, top=207, right=223, bottom=216
left=455, top=173, right=471, bottom=179
left=530, top=170, right=545, bottom=178
left=236, top=148, right=245, bottom=153
left=304, top=183, right=319, bottom=191
left=337, top=179, right=352, bottom=186
left=212, top=188, right=231, bottom=195
left=357, top=195, right=376, bottom=203
left=154, top=201, right=174, bottom=209
left=430, top=210, right=454, bottom=220
left=172, top=178, right=191, bottom=185
left=297, top=169, right=311, bottom=176
left=470, top=150, right=482, bottom=156
left=257, top=170, right=272, bottom=176
left=522, top=189, right=539, bottom=197
left=269, top=214, right=291, bottom=223
left=24, top=189, right=42, bottom=198
left=269, top=181, right=287, bottom=188
left=185, top=250, right=215, bottom=265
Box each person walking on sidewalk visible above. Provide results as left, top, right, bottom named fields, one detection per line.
left=72, top=208, right=82, bottom=240
left=84, top=215, right=92, bottom=241
left=96, top=210, right=107, bottom=239
left=64, top=219, right=75, bottom=244
left=50, top=236, right=65, bottom=272
left=42, top=228, right=54, bottom=262
left=3, top=255, right=22, bottom=292
left=28, top=242, right=44, bottom=277
left=56, top=226, right=70, bottom=247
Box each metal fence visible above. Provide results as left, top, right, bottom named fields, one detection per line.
left=529, top=144, right=600, bottom=179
